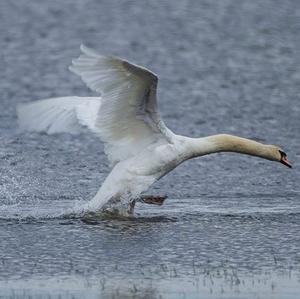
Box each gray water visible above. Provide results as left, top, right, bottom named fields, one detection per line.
left=1, top=0, right=300, bottom=298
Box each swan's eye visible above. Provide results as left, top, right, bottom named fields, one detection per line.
left=279, top=150, right=287, bottom=158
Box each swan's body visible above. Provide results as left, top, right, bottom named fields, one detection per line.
left=17, top=45, right=292, bottom=214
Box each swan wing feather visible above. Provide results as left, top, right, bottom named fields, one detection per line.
left=17, top=96, right=101, bottom=134
left=69, top=44, right=172, bottom=165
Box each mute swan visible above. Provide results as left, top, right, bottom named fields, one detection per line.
left=17, top=45, right=292, bottom=215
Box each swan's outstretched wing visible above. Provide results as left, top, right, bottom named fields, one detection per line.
left=17, top=96, right=101, bottom=134
left=69, top=45, right=172, bottom=165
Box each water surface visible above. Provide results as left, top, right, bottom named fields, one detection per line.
left=1, top=0, right=300, bottom=298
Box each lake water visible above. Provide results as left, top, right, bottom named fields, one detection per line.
left=1, top=0, right=300, bottom=298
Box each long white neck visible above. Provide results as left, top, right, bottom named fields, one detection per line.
left=184, top=134, right=277, bottom=161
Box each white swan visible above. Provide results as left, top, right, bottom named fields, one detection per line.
left=17, top=45, right=292, bottom=215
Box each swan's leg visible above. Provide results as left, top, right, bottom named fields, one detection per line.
left=140, top=195, right=167, bottom=206
left=127, top=196, right=166, bottom=215
left=128, top=199, right=136, bottom=215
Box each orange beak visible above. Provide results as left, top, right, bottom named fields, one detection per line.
left=281, top=156, right=292, bottom=168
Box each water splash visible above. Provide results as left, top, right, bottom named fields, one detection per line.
left=1, top=195, right=300, bottom=222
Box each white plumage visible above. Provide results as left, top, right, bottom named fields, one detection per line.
left=18, top=45, right=177, bottom=214
left=68, top=45, right=173, bottom=165
left=17, top=96, right=101, bottom=134
left=17, top=45, right=291, bottom=215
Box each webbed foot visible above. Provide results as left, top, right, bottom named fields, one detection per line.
left=140, top=195, right=167, bottom=206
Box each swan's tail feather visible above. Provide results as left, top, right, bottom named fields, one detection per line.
left=17, top=96, right=101, bottom=135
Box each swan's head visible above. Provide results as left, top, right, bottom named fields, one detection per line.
left=268, top=146, right=292, bottom=168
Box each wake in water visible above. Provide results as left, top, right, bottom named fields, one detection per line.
left=0, top=197, right=177, bottom=225
left=1, top=194, right=300, bottom=223
left=0, top=193, right=165, bottom=222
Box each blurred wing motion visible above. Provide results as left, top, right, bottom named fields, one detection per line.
left=17, top=96, right=101, bottom=134
left=18, top=45, right=173, bottom=166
